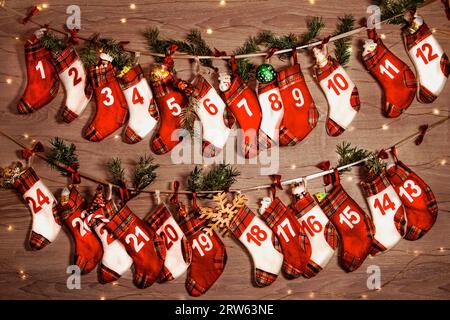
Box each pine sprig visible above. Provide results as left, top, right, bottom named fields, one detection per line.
left=133, top=155, right=159, bottom=190
left=107, top=157, right=125, bottom=185
left=300, top=16, right=325, bottom=45
left=143, top=28, right=213, bottom=68
left=373, top=0, right=425, bottom=25
left=336, top=142, right=386, bottom=179
left=40, top=32, right=67, bottom=53
left=79, top=34, right=134, bottom=70
left=332, top=15, right=355, bottom=67
left=47, top=137, right=79, bottom=176
left=233, top=35, right=260, bottom=81
left=188, top=164, right=240, bottom=193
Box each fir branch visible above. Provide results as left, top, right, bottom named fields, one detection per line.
left=300, top=16, right=325, bottom=45
left=188, top=164, right=240, bottom=193
left=332, top=15, right=355, bottom=67
left=40, top=32, right=67, bottom=53
left=373, top=0, right=425, bottom=25
left=133, top=155, right=159, bottom=190
left=336, top=142, right=386, bottom=179
left=47, top=137, right=79, bottom=177
left=107, top=157, right=125, bottom=185
left=233, top=35, right=260, bottom=81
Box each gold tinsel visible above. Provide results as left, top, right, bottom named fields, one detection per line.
left=149, top=64, right=170, bottom=82
left=0, top=161, right=25, bottom=189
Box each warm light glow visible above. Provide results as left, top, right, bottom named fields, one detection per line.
left=220, top=0, right=226, bottom=6
left=287, top=289, right=293, bottom=294
left=37, top=5, right=42, bottom=10
left=6, top=78, right=12, bottom=84
left=347, top=176, right=353, bottom=182
left=203, top=164, right=208, bottom=168
left=206, top=28, right=213, bottom=34
left=120, top=18, right=127, bottom=23
left=380, top=34, right=386, bottom=39
left=439, top=247, right=445, bottom=252
left=361, top=294, right=368, bottom=299
left=382, top=124, right=389, bottom=130
left=348, top=126, right=355, bottom=132
left=23, top=133, right=29, bottom=139
left=21, top=274, right=27, bottom=280
left=440, top=159, right=447, bottom=166
left=309, top=292, right=315, bottom=298
left=100, top=296, right=106, bottom=300
left=414, top=250, right=420, bottom=256
left=291, top=164, right=296, bottom=169
left=42, top=3, right=48, bottom=9
left=114, top=134, right=120, bottom=139
left=15, top=37, right=20, bottom=40
left=433, top=108, right=440, bottom=115
left=309, top=0, right=316, bottom=4
left=130, top=3, right=136, bottom=9
left=7, top=225, right=13, bottom=231
left=431, top=28, right=436, bottom=33
left=112, top=282, right=118, bottom=286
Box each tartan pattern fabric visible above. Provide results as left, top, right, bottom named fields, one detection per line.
left=363, top=42, right=388, bottom=71
left=418, top=84, right=437, bottom=103
left=229, top=206, right=255, bottom=238
left=202, top=140, right=220, bottom=158
left=29, top=231, right=51, bottom=250
left=151, top=74, right=175, bottom=98
left=291, top=193, right=317, bottom=219
left=88, top=63, right=116, bottom=88
left=255, top=269, right=278, bottom=287
left=278, top=125, right=299, bottom=146
left=350, top=87, right=361, bottom=112
left=178, top=209, right=207, bottom=237
left=99, top=263, right=121, bottom=283
left=192, top=74, right=211, bottom=100
left=303, top=260, right=323, bottom=279
left=52, top=46, right=78, bottom=73
left=360, top=170, right=391, bottom=197
left=257, top=130, right=274, bottom=151
left=106, top=205, right=135, bottom=240
left=257, top=80, right=277, bottom=94
left=260, top=198, right=286, bottom=230
left=319, top=185, right=348, bottom=219
left=324, top=221, right=339, bottom=250
left=327, top=118, right=345, bottom=137
left=151, top=134, right=170, bottom=155
left=14, top=167, right=39, bottom=194
left=145, top=204, right=170, bottom=229
left=222, top=76, right=247, bottom=106
left=223, top=107, right=235, bottom=129
left=119, top=64, right=144, bottom=90
left=314, top=56, right=340, bottom=81
left=88, top=201, right=117, bottom=227
left=441, top=54, right=450, bottom=77
left=403, top=22, right=432, bottom=51
left=62, top=108, right=79, bottom=123
left=124, top=126, right=143, bottom=144
left=308, top=104, right=320, bottom=129
left=277, top=64, right=304, bottom=91
left=55, top=187, right=85, bottom=224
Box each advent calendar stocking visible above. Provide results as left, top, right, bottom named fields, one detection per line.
left=191, top=74, right=233, bottom=157
left=119, top=65, right=158, bottom=144
left=403, top=15, right=449, bottom=103
left=386, top=148, right=438, bottom=240
left=52, top=46, right=92, bottom=122
left=56, top=187, right=102, bottom=274
left=229, top=206, right=283, bottom=287
left=260, top=197, right=310, bottom=279
left=85, top=201, right=133, bottom=284
left=291, top=192, right=338, bottom=278
left=105, top=205, right=166, bottom=288
left=360, top=170, right=406, bottom=254
left=362, top=29, right=417, bottom=118
left=178, top=208, right=227, bottom=296
left=319, top=169, right=374, bottom=272
left=18, top=31, right=60, bottom=114
left=84, top=59, right=128, bottom=142
left=150, top=74, right=187, bottom=154
left=313, top=46, right=360, bottom=136
left=146, top=204, right=191, bottom=282
left=277, top=51, right=319, bottom=145
left=221, top=56, right=270, bottom=158
left=14, top=167, right=61, bottom=250
left=256, top=79, right=284, bottom=145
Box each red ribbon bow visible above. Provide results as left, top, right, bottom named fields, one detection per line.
left=163, top=44, right=178, bottom=70
left=317, top=36, right=331, bottom=49
left=213, top=48, right=227, bottom=57
left=66, top=163, right=81, bottom=185
left=415, top=124, right=429, bottom=145
left=22, top=141, right=44, bottom=160
left=192, top=192, right=198, bottom=210
left=317, top=160, right=332, bottom=186
left=266, top=47, right=279, bottom=60
left=22, top=6, right=40, bottom=24
left=118, top=180, right=130, bottom=204
left=229, top=55, right=238, bottom=76
left=270, top=174, right=283, bottom=198
left=377, top=149, right=389, bottom=160
left=170, top=181, right=180, bottom=205
left=68, top=28, right=79, bottom=45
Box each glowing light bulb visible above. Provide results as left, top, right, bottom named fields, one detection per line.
left=37, top=5, right=42, bottom=10
left=100, top=296, right=106, bottom=300
left=433, top=108, right=440, bottom=115
left=15, top=37, right=20, bottom=40
left=114, top=134, right=120, bottom=139
left=382, top=124, right=389, bottom=130
left=220, top=0, right=226, bottom=6
left=112, top=282, right=119, bottom=286
left=291, top=164, right=296, bottom=169
left=206, top=28, right=213, bottom=34
left=348, top=126, right=355, bottom=132
left=6, top=78, right=12, bottom=84
left=7, top=225, right=13, bottom=231
left=21, top=274, right=27, bottom=280
left=309, top=292, right=315, bottom=298
left=347, top=176, right=353, bottom=182
left=431, top=28, right=436, bottom=33
left=439, top=247, right=444, bottom=252
left=309, top=0, right=316, bottom=4
left=130, top=3, right=136, bottom=9
left=120, top=18, right=127, bottom=23
left=361, top=294, right=368, bottom=299
left=380, top=34, right=386, bottom=39
left=19, top=270, right=24, bottom=274
left=440, top=159, right=447, bottom=166
left=23, top=133, right=29, bottom=139
left=287, top=289, right=293, bottom=295
left=42, top=3, right=48, bottom=9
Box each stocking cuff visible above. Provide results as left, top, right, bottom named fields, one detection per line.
left=87, top=201, right=117, bottom=227
left=228, top=206, right=255, bottom=238
left=221, top=76, right=247, bottom=106
left=260, top=197, right=287, bottom=229
left=56, top=186, right=85, bottom=222
left=403, top=22, right=431, bottom=51
left=151, top=74, right=175, bottom=98
left=192, top=74, right=212, bottom=100
left=386, top=160, right=411, bottom=182
left=177, top=209, right=206, bottom=237
left=52, top=46, right=78, bottom=74
left=24, top=39, right=49, bottom=60
left=257, top=80, right=277, bottom=94
left=145, top=204, right=171, bottom=230
left=314, top=56, right=339, bottom=81
left=360, top=170, right=390, bottom=197
left=105, top=205, right=136, bottom=240
left=119, top=64, right=144, bottom=90
left=14, top=167, right=39, bottom=194
left=277, top=64, right=304, bottom=91
left=291, top=193, right=317, bottom=219
left=363, top=42, right=388, bottom=70
left=88, top=63, right=116, bottom=88
left=319, top=184, right=348, bottom=219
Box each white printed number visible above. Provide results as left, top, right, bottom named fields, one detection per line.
left=101, top=87, right=115, bottom=106
left=125, top=226, right=150, bottom=253
left=237, top=98, right=253, bottom=117
left=72, top=214, right=91, bottom=237
left=399, top=180, right=422, bottom=203
left=35, top=61, right=46, bottom=79
left=166, top=97, right=181, bottom=116
left=338, top=206, right=360, bottom=229
left=379, top=59, right=400, bottom=80
left=276, top=218, right=296, bottom=243
left=292, top=88, right=304, bottom=107
left=192, top=233, right=213, bottom=257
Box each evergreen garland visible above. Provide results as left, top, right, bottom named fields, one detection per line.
left=133, top=155, right=159, bottom=190
left=47, top=137, right=79, bottom=176
left=188, top=164, right=240, bottom=193
left=373, top=0, right=425, bottom=25
left=40, top=32, right=67, bottom=53
left=332, top=15, right=355, bottom=67
left=107, top=157, right=125, bottom=185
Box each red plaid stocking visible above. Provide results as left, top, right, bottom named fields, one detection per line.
left=56, top=187, right=102, bottom=274
left=256, top=80, right=284, bottom=145
left=260, top=197, right=310, bottom=279
left=319, top=169, right=374, bottom=272
left=361, top=170, right=406, bottom=254
left=84, top=61, right=128, bottom=142
left=177, top=208, right=227, bottom=296
left=120, top=65, right=158, bottom=144
left=403, top=16, right=449, bottom=103
left=363, top=29, right=417, bottom=118
left=191, top=74, right=234, bottom=157
left=52, top=46, right=92, bottom=123
left=277, top=51, right=318, bottom=146
left=386, top=148, right=438, bottom=240
left=13, top=167, right=61, bottom=250
left=105, top=205, right=166, bottom=288
left=145, top=205, right=191, bottom=282
left=313, top=54, right=360, bottom=137
left=291, top=192, right=338, bottom=278
left=221, top=56, right=270, bottom=158
left=150, top=74, right=187, bottom=154
left=229, top=206, right=283, bottom=287
left=18, top=33, right=60, bottom=114
left=85, top=202, right=133, bottom=284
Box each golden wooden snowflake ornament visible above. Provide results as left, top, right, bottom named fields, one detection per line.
left=199, top=192, right=247, bottom=237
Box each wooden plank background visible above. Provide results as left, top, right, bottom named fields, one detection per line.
left=0, top=0, right=449, bottom=300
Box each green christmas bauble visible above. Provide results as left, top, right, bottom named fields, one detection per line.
left=256, top=63, right=276, bottom=83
